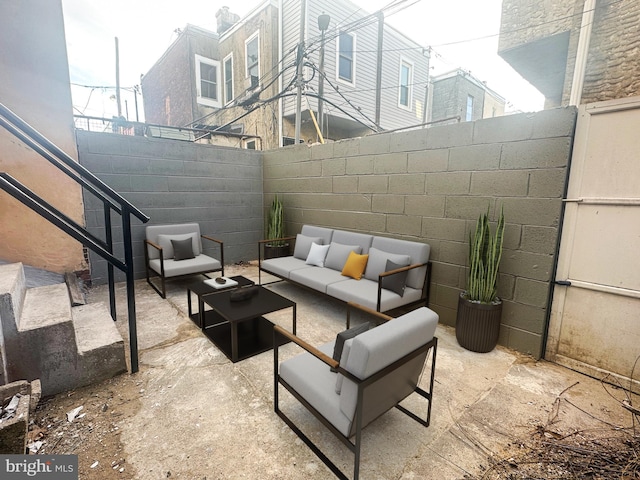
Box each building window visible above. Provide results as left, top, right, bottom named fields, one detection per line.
left=337, top=31, right=355, bottom=83
left=399, top=59, right=413, bottom=109
left=195, top=54, right=221, bottom=108
left=466, top=95, right=474, bottom=121
left=245, top=32, right=260, bottom=88
left=245, top=139, right=257, bottom=150
left=224, top=54, right=234, bottom=104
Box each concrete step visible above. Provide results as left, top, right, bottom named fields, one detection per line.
left=72, top=303, right=127, bottom=384
left=0, top=263, right=27, bottom=333
left=19, top=283, right=71, bottom=332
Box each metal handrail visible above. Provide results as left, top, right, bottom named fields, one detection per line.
left=0, top=101, right=150, bottom=373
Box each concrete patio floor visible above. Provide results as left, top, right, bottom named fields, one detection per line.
left=88, top=262, right=637, bottom=479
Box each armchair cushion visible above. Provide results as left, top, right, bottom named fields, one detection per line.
left=339, top=307, right=438, bottom=420
left=331, top=322, right=371, bottom=373
left=149, top=256, right=222, bottom=278
left=279, top=342, right=352, bottom=436
left=171, top=238, right=195, bottom=261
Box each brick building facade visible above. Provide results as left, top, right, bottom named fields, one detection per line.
left=499, top=0, right=640, bottom=107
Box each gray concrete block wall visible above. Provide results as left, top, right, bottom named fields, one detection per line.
left=77, top=131, right=263, bottom=284
left=263, top=107, right=577, bottom=358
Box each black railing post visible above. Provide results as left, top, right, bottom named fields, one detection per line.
left=103, top=204, right=116, bottom=321
left=122, top=207, right=139, bottom=373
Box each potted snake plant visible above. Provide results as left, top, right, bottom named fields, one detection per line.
left=456, top=206, right=505, bottom=352
left=264, top=195, right=288, bottom=259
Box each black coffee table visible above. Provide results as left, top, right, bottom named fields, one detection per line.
left=188, top=276, right=296, bottom=362
left=185, top=275, right=255, bottom=328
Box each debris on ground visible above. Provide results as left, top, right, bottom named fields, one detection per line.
left=0, top=394, right=21, bottom=422
left=472, top=380, right=640, bottom=479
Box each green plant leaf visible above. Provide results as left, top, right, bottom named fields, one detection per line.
left=466, top=205, right=504, bottom=303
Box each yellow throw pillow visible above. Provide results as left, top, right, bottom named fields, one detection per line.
left=341, top=251, right=369, bottom=280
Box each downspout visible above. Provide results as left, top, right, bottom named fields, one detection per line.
left=569, top=0, right=596, bottom=106
left=541, top=111, right=578, bottom=359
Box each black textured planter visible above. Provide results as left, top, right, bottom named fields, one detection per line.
left=455, top=293, right=503, bottom=353
left=264, top=243, right=289, bottom=260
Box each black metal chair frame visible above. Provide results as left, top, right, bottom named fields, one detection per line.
left=273, top=308, right=437, bottom=480
left=144, top=234, right=224, bottom=298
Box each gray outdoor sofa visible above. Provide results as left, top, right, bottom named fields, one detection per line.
left=259, top=225, right=431, bottom=313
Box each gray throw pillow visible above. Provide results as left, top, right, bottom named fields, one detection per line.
left=381, top=259, right=408, bottom=296
left=324, top=242, right=362, bottom=271
left=171, top=238, right=195, bottom=260
left=331, top=322, right=371, bottom=372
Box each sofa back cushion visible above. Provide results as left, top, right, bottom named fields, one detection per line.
left=331, top=230, right=374, bottom=254
left=370, top=237, right=430, bottom=289
left=324, top=243, right=362, bottom=271
left=339, top=307, right=438, bottom=422
left=293, top=234, right=323, bottom=260
left=301, top=225, right=334, bottom=245
left=146, top=223, right=203, bottom=260
left=363, top=247, right=411, bottom=283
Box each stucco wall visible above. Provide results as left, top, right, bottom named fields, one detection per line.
left=77, top=131, right=263, bottom=284
left=263, top=107, right=577, bottom=357
left=0, top=0, right=85, bottom=274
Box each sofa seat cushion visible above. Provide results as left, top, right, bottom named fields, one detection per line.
left=149, top=255, right=221, bottom=278
left=326, top=278, right=424, bottom=312
left=290, top=266, right=348, bottom=293
left=279, top=342, right=351, bottom=437
left=261, top=256, right=308, bottom=279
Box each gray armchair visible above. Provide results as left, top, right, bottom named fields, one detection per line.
left=145, top=223, right=224, bottom=298
left=274, top=303, right=438, bottom=479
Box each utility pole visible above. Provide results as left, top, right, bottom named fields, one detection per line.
left=317, top=13, right=330, bottom=142
left=115, top=37, right=122, bottom=117
left=294, top=0, right=307, bottom=144
left=374, top=11, right=384, bottom=127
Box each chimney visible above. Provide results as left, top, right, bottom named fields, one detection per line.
left=216, top=7, right=240, bottom=35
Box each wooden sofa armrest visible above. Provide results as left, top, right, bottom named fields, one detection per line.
left=346, top=302, right=393, bottom=328
left=258, top=235, right=296, bottom=245
left=201, top=234, right=223, bottom=245
left=376, top=261, right=431, bottom=312
left=145, top=239, right=162, bottom=252
left=378, top=261, right=427, bottom=278
left=274, top=325, right=339, bottom=370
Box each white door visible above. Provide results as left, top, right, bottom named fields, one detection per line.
left=547, top=97, right=640, bottom=388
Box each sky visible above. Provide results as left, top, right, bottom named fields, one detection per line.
left=61, top=0, right=545, bottom=121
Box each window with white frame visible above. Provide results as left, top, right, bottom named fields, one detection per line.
left=245, top=32, right=260, bottom=88
left=337, top=31, right=355, bottom=84
left=399, top=59, right=413, bottom=109
left=466, top=94, right=474, bottom=121
left=195, top=54, right=221, bottom=107
left=224, top=54, right=234, bottom=104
